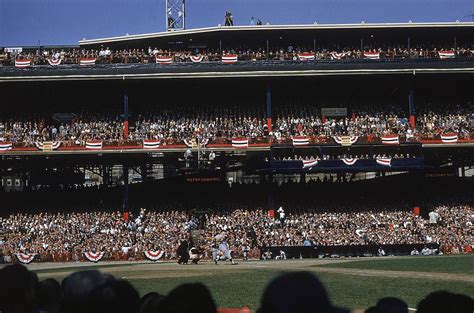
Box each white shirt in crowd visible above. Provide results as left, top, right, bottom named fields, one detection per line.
left=429, top=211, right=439, bottom=224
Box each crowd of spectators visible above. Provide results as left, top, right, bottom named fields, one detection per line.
left=2, top=44, right=474, bottom=67
left=0, top=113, right=124, bottom=146
left=1, top=202, right=472, bottom=263
left=0, top=103, right=472, bottom=147
left=272, top=153, right=417, bottom=162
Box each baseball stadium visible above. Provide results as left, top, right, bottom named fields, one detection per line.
left=0, top=1, right=473, bottom=313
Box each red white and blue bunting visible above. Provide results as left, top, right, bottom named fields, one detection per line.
left=438, top=50, right=455, bottom=59
left=297, top=53, right=315, bottom=61
left=190, top=55, right=204, bottom=63
left=330, top=52, right=351, bottom=60
left=34, top=141, right=61, bottom=151
left=79, top=58, right=97, bottom=66
left=292, top=136, right=310, bottom=146
left=376, top=158, right=392, bottom=167
left=156, top=56, right=173, bottom=64
left=85, top=140, right=103, bottom=150
left=440, top=133, right=458, bottom=143
left=302, top=159, right=318, bottom=169
left=0, top=142, right=13, bottom=151
left=16, top=253, right=36, bottom=264
left=15, top=59, right=31, bottom=68
left=184, top=138, right=209, bottom=148
left=231, top=138, right=249, bottom=148
left=333, top=136, right=358, bottom=146
left=222, top=54, right=238, bottom=64
left=144, top=250, right=165, bottom=261
left=143, top=139, right=160, bottom=149
left=341, top=158, right=358, bottom=166
left=83, top=251, right=105, bottom=263
left=364, top=52, right=380, bottom=60
left=381, top=134, right=400, bottom=145
left=47, top=58, right=62, bottom=66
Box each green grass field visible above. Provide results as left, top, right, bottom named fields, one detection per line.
left=31, top=255, right=474, bottom=311
left=318, top=255, right=474, bottom=275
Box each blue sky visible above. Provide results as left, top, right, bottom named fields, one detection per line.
left=1, top=0, right=473, bottom=46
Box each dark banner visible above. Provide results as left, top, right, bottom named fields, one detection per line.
left=264, top=243, right=440, bottom=259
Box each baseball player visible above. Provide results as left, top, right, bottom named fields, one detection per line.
left=212, top=232, right=236, bottom=265
left=242, top=242, right=250, bottom=261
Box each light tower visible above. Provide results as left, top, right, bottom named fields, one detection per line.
left=166, top=0, right=185, bottom=31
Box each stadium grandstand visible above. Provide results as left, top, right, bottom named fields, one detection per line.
left=0, top=15, right=473, bottom=313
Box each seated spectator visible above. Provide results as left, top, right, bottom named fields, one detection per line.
left=365, top=297, right=408, bottom=313
left=417, top=291, right=474, bottom=313
left=158, top=283, right=217, bottom=313
left=37, top=278, right=62, bottom=313
left=0, top=264, right=39, bottom=313
left=257, top=271, right=349, bottom=313
left=138, top=292, right=165, bottom=313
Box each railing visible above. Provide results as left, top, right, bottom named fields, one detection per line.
left=2, top=52, right=474, bottom=69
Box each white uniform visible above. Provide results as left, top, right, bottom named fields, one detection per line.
left=212, top=234, right=235, bottom=264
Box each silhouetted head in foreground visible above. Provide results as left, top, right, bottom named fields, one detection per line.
left=159, top=283, right=217, bottom=313
left=365, top=297, right=408, bottom=313
left=89, top=278, right=139, bottom=313
left=138, top=292, right=165, bottom=313
left=257, top=271, right=349, bottom=313
left=417, top=291, right=474, bottom=313
left=37, top=278, right=62, bottom=313
left=61, top=270, right=109, bottom=313
left=0, top=264, right=39, bottom=313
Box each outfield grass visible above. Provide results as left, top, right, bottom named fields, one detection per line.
left=130, top=268, right=473, bottom=310
left=318, top=255, right=474, bottom=275
left=31, top=256, right=474, bottom=311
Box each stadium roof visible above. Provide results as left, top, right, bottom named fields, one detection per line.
left=79, top=22, right=474, bottom=46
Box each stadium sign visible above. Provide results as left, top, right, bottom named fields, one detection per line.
left=321, top=108, right=347, bottom=117
left=4, top=47, right=22, bottom=53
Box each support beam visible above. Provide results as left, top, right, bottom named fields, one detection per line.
left=123, top=165, right=129, bottom=212
left=409, top=89, right=416, bottom=128
left=266, top=83, right=272, bottom=133
left=123, top=94, right=129, bottom=140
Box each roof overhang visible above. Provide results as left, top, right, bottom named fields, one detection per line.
left=79, top=22, right=474, bottom=46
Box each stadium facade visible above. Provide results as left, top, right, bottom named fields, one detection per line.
left=0, top=22, right=473, bottom=191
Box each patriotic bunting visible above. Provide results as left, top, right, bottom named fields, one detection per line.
left=231, top=138, right=249, bottom=148
left=292, top=136, right=310, bottom=146
left=341, top=158, right=358, bottom=166
left=302, top=159, right=318, bottom=169
left=297, top=53, right=315, bottom=61
left=440, top=133, right=458, bottom=143
left=330, top=52, right=350, bottom=60
left=333, top=136, right=358, bottom=146
left=190, top=55, right=204, bottom=63
left=15, top=59, right=31, bottom=68
left=376, top=158, right=392, bottom=167
left=34, top=141, right=61, bottom=151
left=143, top=139, right=160, bottom=149
left=364, top=52, right=380, bottom=60
left=15, top=253, right=36, bottom=264
left=83, top=251, right=105, bottom=263
left=47, top=58, right=62, bottom=66
left=184, top=138, right=209, bottom=148
left=222, top=54, right=238, bottom=64
left=156, top=56, right=173, bottom=64
left=144, top=250, right=165, bottom=261
left=438, top=50, right=455, bottom=59
left=381, top=134, right=400, bottom=145
left=85, top=140, right=103, bottom=150
left=79, top=58, right=97, bottom=66
left=0, top=142, right=13, bottom=151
